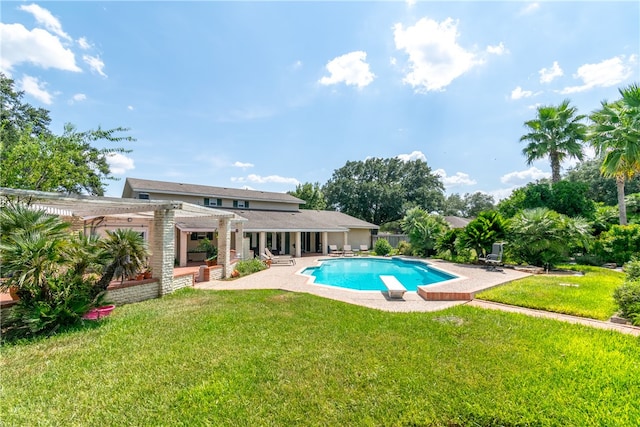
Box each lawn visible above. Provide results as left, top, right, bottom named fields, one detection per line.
left=2, top=288, right=639, bottom=426
left=475, top=265, right=624, bottom=320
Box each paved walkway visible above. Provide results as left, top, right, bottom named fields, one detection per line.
left=194, top=255, right=639, bottom=335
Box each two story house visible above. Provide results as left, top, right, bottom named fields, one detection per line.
left=121, top=178, right=378, bottom=266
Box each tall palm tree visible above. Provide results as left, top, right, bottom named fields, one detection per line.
left=520, top=99, right=588, bottom=183
left=589, top=83, right=640, bottom=225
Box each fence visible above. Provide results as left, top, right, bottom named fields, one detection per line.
left=372, top=234, right=408, bottom=248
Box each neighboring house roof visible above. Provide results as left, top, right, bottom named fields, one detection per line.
left=444, top=216, right=472, bottom=229
left=124, top=177, right=305, bottom=205
left=178, top=209, right=379, bottom=233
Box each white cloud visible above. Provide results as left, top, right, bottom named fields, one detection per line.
left=519, top=3, right=540, bottom=15
left=560, top=55, right=636, bottom=94
left=233, top=161, right=254, bottom=169
left=500, top=166, right=550, bottom=185
left=83, top=54, right=107, bottom=77
left=77, top=37, right=91, bottom=50
left=393, top=17, right=484, bottom=93
left=406, top=0, right=417, bottom=7
left=539, top=61, right=563, bottom=83
left=127, top=105, right=134, bottom=111
left=319, top=51, right=375, bottom=88
left=19, top=4, right=71, bottom=41
left=511, top=86, right=534, bottom=100
left=231, top=174, right=300, bottom=185
left=434, top=169, right=477, bottom=187
left=487, top=186, right=519, bottom=202
left=71, top=93, right=86, bottom=103
left=486, top=42, right=508, bottom=56
left=397, top=150, right=427, bottom=162
left=106, top=153, right=135, bottom=175
left=0, top=23, right=81, bottom=73
left=19, top=75, right=53, bottom=104
left=292, top=60, right=303, bottom=70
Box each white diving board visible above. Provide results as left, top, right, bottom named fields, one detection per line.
left=380, top=275, right=407, bottom=299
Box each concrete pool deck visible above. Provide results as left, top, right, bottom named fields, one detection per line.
left=194, top=255, right=640, bottom=336
left=195, top=255, right=530, bottom=313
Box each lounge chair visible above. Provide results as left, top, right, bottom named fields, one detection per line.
left=358, top=245, right=369, bottom=255
left=342, top=245, right=355, bottom=257
left=328, top=245, right=342, bottom=257
left=478, top=242, right=504, bottom=271
left=264, top=248, right=296, bottom=265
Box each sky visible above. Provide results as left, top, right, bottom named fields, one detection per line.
left=1, top=1, right=639, bottom=201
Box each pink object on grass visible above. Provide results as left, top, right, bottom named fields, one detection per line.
left=82, top=305, right=116, bottom=320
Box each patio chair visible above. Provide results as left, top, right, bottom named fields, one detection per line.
left=478, top=242, right=504, bottom=271
left=264, top=248, right=296, bottom=265
left=328, top=245, right=342, bottom=257
left=358, top=245, right=370, bottom=255
left=342, top=244, right=355, bottom=257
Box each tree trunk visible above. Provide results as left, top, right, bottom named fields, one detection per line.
left=96, top=262, right=117, bottom=292
left=550, top=153, right=561, bottom=183
left=616, top=176, right=627, bottom=225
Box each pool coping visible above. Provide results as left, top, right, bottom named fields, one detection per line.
left=195, top=255, right=532, bottom=313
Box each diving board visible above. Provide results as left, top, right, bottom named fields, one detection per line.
left=380, top=275, right=407, bottom=299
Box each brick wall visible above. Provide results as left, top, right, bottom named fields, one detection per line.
left=106, top=280, right=161, bottom=305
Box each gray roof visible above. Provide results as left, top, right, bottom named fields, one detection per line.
left=188, top=208, right=379, bottom=232
left=444, top=216, right=472, bottom=228
left=124, top=177, right=305, bottom=205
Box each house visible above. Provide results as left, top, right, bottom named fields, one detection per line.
left=121, top=178, right=379, bottom=265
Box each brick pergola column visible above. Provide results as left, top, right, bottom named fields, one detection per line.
left=152, top=209, right=175, bottom=296
left=217, top=217, right=232, bottom=278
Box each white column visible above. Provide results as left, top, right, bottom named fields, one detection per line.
left=234, top=222, right=244, bottom=259
left=295, top=232, right=302, bottom=258
left=280, top=232, right=286, bottom=254
left=343, top=231, right=348, bottom=247
left=179, top=231, right=188, bottom=267
left=259, top=231, right=266, bottom=258
left=322, top=232, right=328, bottom=255
left=217, top=218, right=232, bottom=279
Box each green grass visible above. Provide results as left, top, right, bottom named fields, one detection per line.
left=476, top=265, right=625, bottom=320
left=2, top=288, right=639, bottom=426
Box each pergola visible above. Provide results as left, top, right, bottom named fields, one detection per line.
left=0, top=188, right=246, bottom=292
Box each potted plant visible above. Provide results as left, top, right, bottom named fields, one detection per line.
left=195, top=238, right=218, bottom=266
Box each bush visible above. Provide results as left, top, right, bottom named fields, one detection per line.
left=613, top=280, right=640, bottom=326
left=595, top=224, right=640, bottom=266
left=623, top=257, right=640, bottom=281
left=574, top=254, right=605, bottom=266
left=233, top=258, right=268, bottom=277
left=374, top=239, right=392, bottom=256
left=396, top=240, right=412, bottom=255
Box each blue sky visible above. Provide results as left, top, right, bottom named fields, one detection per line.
left=1, top=1, right=638, bottom=200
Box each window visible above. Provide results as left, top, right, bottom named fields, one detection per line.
left=233, top=200, right=249, bottom=208
left=138, top=193, right=150, bottom=200
left=204, top=198, right=222, bottom=207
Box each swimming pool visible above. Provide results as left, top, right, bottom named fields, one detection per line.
left=301, top=257, right=457, bottom=292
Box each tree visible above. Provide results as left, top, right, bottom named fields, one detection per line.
left=400, top=207, right=449, bottom=257
left=287, top=182, right=327, bottom=210
left=442, top=193, right=466, bottom=216
left=463, top=192, right=495, bottom=217
left=323, top=157, right=444, bottom=225
left=566, top=159, right=640, bottom=206
left=589, top=83, right=640, bottom=225
left=508, top=208, right=591, bottom=269
left=520, top=99, right=588, bottom=183
left=458, top=211, right=507, bottom=259
left=0, top=75, right=134, bottom=196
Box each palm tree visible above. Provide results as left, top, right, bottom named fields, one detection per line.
left=589, top=83, right=640, bottom=225
left=520, top=99, right=588, bottom=183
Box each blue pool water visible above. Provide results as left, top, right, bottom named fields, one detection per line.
left=301, top=257, right=456, bottom=292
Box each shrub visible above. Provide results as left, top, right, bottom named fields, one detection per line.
left=374, top=239, right=392, bottom=256
left=595, top=224, right=640, bottom=266
left=574, top=254, right=604, bottom=266
left=396, top=240, right=412, bottom=255
left=613, top=280, right=640, bottom=326
left=623, top=257, right=640, bottom=281
left=233, top=258, right=268, bottom=277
